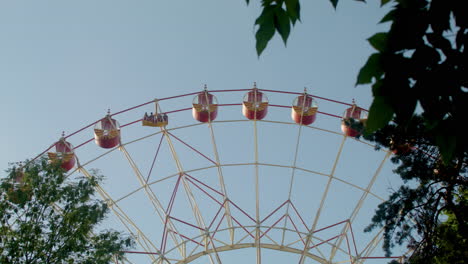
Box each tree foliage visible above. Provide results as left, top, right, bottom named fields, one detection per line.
left=250, top=0, right=301, bottom=55
left=362, top=117, right=467, bottom=263
left=246, top=0, right=467, bottom=262
left=247, top=0, right=468, bottom=163
left=0, top=159, right=133, bottom=264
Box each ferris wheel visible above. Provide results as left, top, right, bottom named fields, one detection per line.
left=38, top=84, right=405, bottom=264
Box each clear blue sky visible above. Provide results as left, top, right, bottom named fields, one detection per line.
left=0, top=1, right=402, bottom=263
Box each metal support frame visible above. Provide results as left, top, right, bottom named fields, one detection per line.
left=207, top=120, right=236, bottom=244
left=41, top=89, right=404, bottom=264
left=298, top=135, right=347, bottom=264
left=161, top=128, right=223, bottom=264
left=329, top=151, right=391, bottom=262
left=79, top=166, right=162, bottom=263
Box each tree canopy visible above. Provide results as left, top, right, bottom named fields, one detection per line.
left=362, top=117, right=467, bottom=263
left=0, top=159, right=133, bottom=264
left=247, top=0, right=467, bottom=262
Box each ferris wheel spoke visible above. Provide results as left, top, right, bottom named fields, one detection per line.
left=253, top=119, right=262, bottom=264
left=281, top=123, right=304, bottom=246
left=357, top=226, right=407, bottom=263
left=262, top=232, right=281, bottom=246
left=51, top=203, right=143, bottom=264
left=308, top=240, right=328, bottom=260
left=79, top=166, right=161, bottom=263
left=297, top=135, right=347, bottom=264
left=114, top=254, right=136, bottom=264
left=146, top=134, right=165, bottom=183
left=207, top=121, right=236, bottom=244
left=311, top=136, right=347, bottom=231
left=358, top=227, right=385, bottom=263
left=329, top=151, right=391, bottom=262
left=119, top=145, right=186, bottom=260
left=234, top=226, right=256, bottom=244
left=344, top=233, right=354, bottom=263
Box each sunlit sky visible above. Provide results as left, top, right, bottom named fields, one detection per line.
left=0, top=1, right=403, bottom=263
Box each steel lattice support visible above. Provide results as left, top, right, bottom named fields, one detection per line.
left=32, top=89, right=408, bottom=264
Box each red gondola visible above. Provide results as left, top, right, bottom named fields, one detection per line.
left=291, top=91, right=318, bottom=125
left=390, top=139, right=414, bottom=155
left=6, top=166, right=30, bottom=204
left=192, top=88, right=218, bottom=123
left=341, top=102, right=367, bottom=137
left=242, top=84, right=268, bottom=120
left=94, top=112, right=121, bottom=148
left=47, top=136, right=76, bottom=171
left=13, top=171, right=24, bottom=184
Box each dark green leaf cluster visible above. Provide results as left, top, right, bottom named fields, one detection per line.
left=0, top=159, right=134, bottom=264
left=248, top=0, right=368, bottom=55
left=363, top=117, right=467, bottom=263
left=247, top=0, right=301, bottom=55
left=357, top=0, right=468, bottom=164
left=246, top=0, right=467, bottom=262
left=248, top=0, right=467, bottom=163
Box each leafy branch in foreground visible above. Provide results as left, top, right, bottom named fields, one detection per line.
left=246, top=2, right=467, bottom=260
left=0, top=158, right=134, bottom=264
left=247, top=0, right=467, bottom=163
left=248, top=0, right=301, bottom=55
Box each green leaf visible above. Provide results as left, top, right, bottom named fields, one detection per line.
left=371, top=79, right=383, bottom=96
left=380, top=9, right=396, bottom=23
left=368, top=32, right=388, bottom=52
left=381, top=0, right=391, bottom=6
left=428, top=0, right=451, bottom=34
left=245, top=0, right=250, bottom=4
left=356, top=53, right=383, bottom=85
left=255, top=5, right=275, bottom=25
left=329, top=0, right=339, bottom=9
left=274, top=7, right=290, bottom=45
left=295, top=0, right=301, bottom=22
left=0, top=158, right=134, bottom=263
left=285, top=0, right=300, bottom=24
left=366, top=96, right=394, bottom=132
left=256, top=20, right=275, bottom=56
left=255, top=5, right=276, bottom=56
left=436, top=134, right=455, bottom=164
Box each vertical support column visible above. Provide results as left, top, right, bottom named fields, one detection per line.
left=254, top=119, right=261, bottom=264
left=281, top=124, right=304, bottom=246
left=207, top=121, right=235, bottom=244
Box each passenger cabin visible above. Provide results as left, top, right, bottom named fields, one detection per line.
left=94, top=113, right=121, bottom=148
left=12, top=165, right=24, bottom=184
left=242, top=84, right=268, bottom=120
left=192, top=89, right=218, bottom=123
left=341, top=103, right=367, bottom=137
left=47, top=136, right=76, bottom=171
left=142, top=112, right=168, bottom=127
left=390, top=139, right=414, bottom=155
left=291, top=92, right=318, bottom=125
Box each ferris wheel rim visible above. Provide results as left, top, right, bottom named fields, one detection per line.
left=69, top=117, right=388, bottom=209
left=30, top=88, right=367, bottom=164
